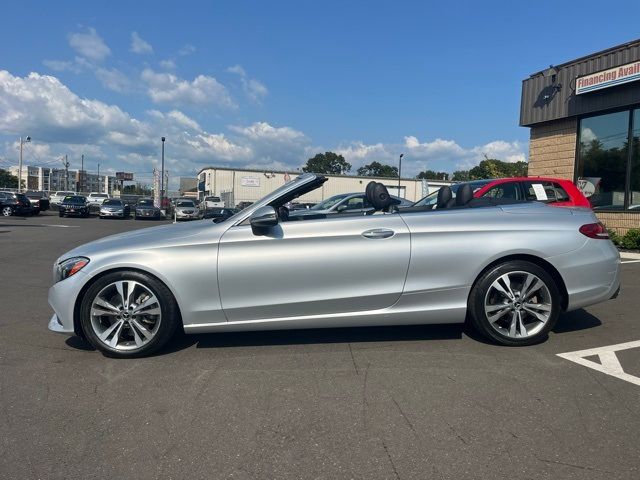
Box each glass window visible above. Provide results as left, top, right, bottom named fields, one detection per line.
left=631, top=109, right=640, bottom=210
left=577, top=111, right=629, bottom=210
left=485, top=182, right=521, bottom=200
left=342, top=195, right=371, bottom=211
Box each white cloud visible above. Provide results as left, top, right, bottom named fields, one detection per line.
left=230, top=122, right=306, bottom=143
left=159, top=59, right=176, bottom=70
left=226, top=64, right=268, bottom=103
left=141, top=68, right=235, bottom=108
left=43, top=59, right=79, bottom=72
left=178, top=44, right=196, bottom=56
left=68, top=28, right=111, bottom=62
left=130, top=32, right=153, bottom=54
left=94, top=67, right=130, bottom=92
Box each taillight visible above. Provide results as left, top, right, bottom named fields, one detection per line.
left=579, top=222, right=609, bottom=239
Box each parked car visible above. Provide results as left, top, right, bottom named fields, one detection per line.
left=99, top=199, right=130, bottom=219
left=47, top=173, right=620, bottom=358
left=411, top=177, right=591, bottom=209
left=203, top=195, right=224, bottom=208
left=289, top=192, right=412, bottom=218
left=174, top=200, right=200, bottom=221
left=58, top=195, right=90, bottom=218
left=202, top=207, right=238, bottom=222
left=290, top=202, right=316, bottom=211
left=0, top=191, right=34, bottom=216
left=87, top=192, right=110, bottom=209
left=24, top=191, right=50, bottom=213
left=50, top=191, right=76, bottom=205
left=134, top=198, right=163, bottom=220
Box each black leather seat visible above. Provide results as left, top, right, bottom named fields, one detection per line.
left=436, top=186, right=453, bottom=209
left=455, top=183, right=474, bottom=207
left=365, top=181, right=399, bottom=212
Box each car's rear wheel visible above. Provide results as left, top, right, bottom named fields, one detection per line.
left=2, top=206, right=13, bottom=216
left=80, top=271, right=180, bottom=358
left=468, top=260, right=561, bottom=346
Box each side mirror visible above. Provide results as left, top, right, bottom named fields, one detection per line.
left=250, top=206, right=278, bottom=234
left=336, top=204, right=348, bottom=212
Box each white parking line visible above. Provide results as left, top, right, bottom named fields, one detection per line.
left=557, top=340, right=640, bottom=386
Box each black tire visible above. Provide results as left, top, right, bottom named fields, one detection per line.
left=468, top=260, right=561, bottom=346
left=79, top=271, right=180, bottom=358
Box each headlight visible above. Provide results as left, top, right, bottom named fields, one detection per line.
left=55, top=257, right=89, bottom=282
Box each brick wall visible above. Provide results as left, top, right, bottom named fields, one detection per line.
left=528, top=118, right=577, bottom=179
left=595, top=211, right=640, bottom=235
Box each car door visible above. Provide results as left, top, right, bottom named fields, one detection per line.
left=217, top=214, right=411, bottom=321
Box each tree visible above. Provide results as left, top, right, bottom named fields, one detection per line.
left=302, top=152, right=351, bottom=175
left=122, top=183, right=152, bottom=195
left=0, top=169, right=19, bottom=188
left=467, top=158, right=528, bottom=179
left=416, top=170, right=449, bottom=180
left=356, top=161, right=398, bottom=177
left=452, top=170, right=471, bottom=181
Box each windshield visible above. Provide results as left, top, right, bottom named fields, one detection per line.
left=103, top=199, right=122, bottom=206
left=310, top=193, right=350, bottom=210
left=205, top=196, right=221, bottom=202
left=138, top=199, right=153, bottom=206
left=92, top=194, right=108, bottom=198
left=412, top=180, right=492, bottom=207
left=177, top=201, right=195, bottom=207
left=56, top=191, right=75, bottom=196
left=64, top=196, right=86, bottom=204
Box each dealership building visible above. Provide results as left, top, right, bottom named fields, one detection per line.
left=197, top=166, right=451, bottom=207
left=520, top=39, right=640, bottom=233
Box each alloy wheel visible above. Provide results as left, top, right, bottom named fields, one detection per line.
left=89, top=280, right=162, bottom=351
left=483, top=271, right=552, bottom=339
left=2, top=206, right=12, bottom=216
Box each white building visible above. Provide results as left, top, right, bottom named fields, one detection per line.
left=9, top=166, right=117, bottom=193
left=197, top=166, right=452, bottom=207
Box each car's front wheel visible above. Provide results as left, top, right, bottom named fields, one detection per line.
left=79, top=271, right=180, bottom=357
left=468, top=260, right=561, bottom=346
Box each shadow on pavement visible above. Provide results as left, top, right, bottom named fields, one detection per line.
left=553, top=309, right=602, bottom=333
left=163, top=323, right=465, bottom=353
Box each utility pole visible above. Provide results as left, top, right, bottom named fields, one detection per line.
left=97, top=163, right=100, bottom=193
left=62, top=155, right=70, bottom=191
left=18, top=136, right=31, bottom=192
left=161, top=137, right=166, bottom=202
left=80, top=154, right=84, bottom=193
left=398, top=153, right=404, bottom=197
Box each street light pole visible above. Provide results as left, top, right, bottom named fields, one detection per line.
left=97, top=163, right=100, bottom=193
left=18, top=136, right=31, bottom=192
left=161, top=137, right=166, bottom=202
left=398, top=153, right=404, bottom=197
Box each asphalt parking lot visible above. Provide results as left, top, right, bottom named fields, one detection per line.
left=1, top=212, right=639, bottom=480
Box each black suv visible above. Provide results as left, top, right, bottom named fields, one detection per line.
left=58, top=195, right=90, bottom=218
left=0, top=191, right=35, bottom=216
left=24, top=191, right=50, bottom=214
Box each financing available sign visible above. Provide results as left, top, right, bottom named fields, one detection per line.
left=576, top=60, right=640, bottom=95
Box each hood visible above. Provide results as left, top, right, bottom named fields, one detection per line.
left=289, top=208, right=328, bottom=217
left=59, top=220, right=222, bottom=261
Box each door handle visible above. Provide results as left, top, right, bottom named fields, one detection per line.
left=361, top=228, right=395, bottom=239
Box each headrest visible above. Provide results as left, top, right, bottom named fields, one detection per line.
left=365, top=181, right=398, bottom=211
left=456, top=183, right=474, bottom=206
left=436, top=186, right=452, bottom=209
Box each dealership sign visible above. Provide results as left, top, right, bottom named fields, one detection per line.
left=241, top=176, right=260, bottom=187
left=576, top=60, right=640, bottom=95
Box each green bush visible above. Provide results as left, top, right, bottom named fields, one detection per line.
left=620, top=228, right=640, bottom=250
left=607, top=228, right=622, bottom=246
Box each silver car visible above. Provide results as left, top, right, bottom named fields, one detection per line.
left=48, top=173, right=621, bottom=358
left=289, top=192, right=412, bottom=218
left=174, top=200, right=200, bottom=221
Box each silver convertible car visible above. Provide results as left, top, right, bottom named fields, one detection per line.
left=48, top=173, right=620, bottom=357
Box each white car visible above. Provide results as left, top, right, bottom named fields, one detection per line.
left=50, top=191, right=76, bottom=205
left=174, top=200, right=200, bottom=220
left=203, top=195, right=224, bottom=208
left=87, top=192, right=110, bottom=207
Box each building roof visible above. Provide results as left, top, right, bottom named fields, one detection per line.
left=197, top=165, right=450, bottom=183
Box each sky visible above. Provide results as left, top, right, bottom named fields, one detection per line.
left=0, top=0, right=639, bottom=188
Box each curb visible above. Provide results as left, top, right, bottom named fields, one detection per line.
left=620, top=251, right=640, bottom=260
